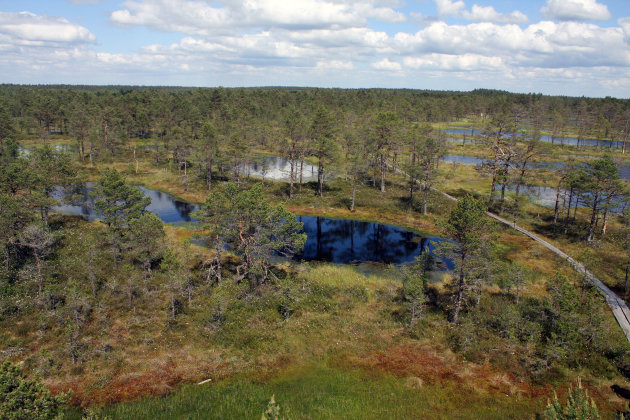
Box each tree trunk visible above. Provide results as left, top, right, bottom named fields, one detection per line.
left=489, top=162, right=498, bottom=205
left=289, top=156, right=295, bottom=199
left=451, top=253, right=467, bottom=323
left=601, top=203, right=610, bottom=236
left=317, top=158, right=324, bottom=197
left=422, top=184, right=428, bottom=216
left=515, top=163, right=527, bottom=197
left=586, top=192, right=599, bottom=242
left=380, top=153, right=386, bottom=193
left=564, top=188, right=574, bottom=234
left=553, top=181, right=562, bottom=224
left=350, top=175, right=356, bottom=212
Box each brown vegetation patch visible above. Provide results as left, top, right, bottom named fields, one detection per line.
left=335, top=343, right=548, bottom=399
left=53, top=361, right=182, bottom=407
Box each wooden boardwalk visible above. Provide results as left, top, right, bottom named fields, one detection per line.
left=392, top=165, right=630, bottom=341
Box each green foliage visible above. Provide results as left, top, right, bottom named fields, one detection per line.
left=310, top=105, right=338, bottom=196
left=442, top=194, right=487, bottom=249
left=126, top=212, right=166, bottom=274
left=0, top=361, right=69, bottom=419
left=448, top=273, right=623, bottom=379
left=401, top=253, right=429, bottom=328
left=197, top=183, right=305, bottom=287
left=439, top=195, right=488, bottom=323
left=544, top=378, right=600, bottom=420
left=29, top=145, right=77, bottom=224
left=91, top=168, right=151, bottom=234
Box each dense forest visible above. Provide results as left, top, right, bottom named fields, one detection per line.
left=1, top=85, right=630, bottom=418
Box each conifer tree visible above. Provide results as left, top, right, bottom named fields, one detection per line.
left=91, top=168, right=150, bottom=235
left=544, top=377, right=600, bottom=420
left=440, top=195, right=487, bottom=323
left=0, top=361, right=69, bottom=419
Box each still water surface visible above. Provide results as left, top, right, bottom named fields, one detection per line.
left=53, top=184, right=447, bottom=266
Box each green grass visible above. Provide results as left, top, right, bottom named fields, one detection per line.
left=97, top=364, right=543, bottom=420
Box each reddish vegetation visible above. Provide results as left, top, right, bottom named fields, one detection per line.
left=335, top=343, right=629, bottom=414
left=48, top=353, right=294, bottom=407
left=336, top=344, right=550, bottom=398
left=52, top=362, right=183, bottom=407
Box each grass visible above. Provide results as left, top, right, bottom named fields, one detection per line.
left=96, top=363, right=546, bottom=420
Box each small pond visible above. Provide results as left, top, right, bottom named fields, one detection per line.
left=297, top=216, right=449, bottom=266
left=240, top=156, right=319, bottom=182
left=440, top=154, right=629, bottom=180
left=495, top=185, right=627, bottom=212
left=52, top=183, right=200, bottom=223
left=52, top=184, right=449, bottom=267
left=441, top=128, right=627, bottom=148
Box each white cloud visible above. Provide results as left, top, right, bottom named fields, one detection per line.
left=433, top=0, right=528, bottom=24
left=316, top=60, right=354, bottom=70
left=403, top=53, right=504, bottom=71
left=111, top=0, right=405, bottom=35
left=540, top=0, right=611, bottom=21
left=394, top=21, right=630, bottom=68
left=464, top=5, right=528, bottom=24
left=434, top=0, right=465, bottom=17
left=620, top=17, right=630, bottom=43
left=372, top=58, right=401, bottom=71
left=0, top=11, right=95, bottom=44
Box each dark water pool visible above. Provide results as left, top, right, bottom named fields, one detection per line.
left=52, top=183, right=200, bottom=223
left=53, top=184, right=448, bottom=266
left=296, top=216, right=449, bottom=266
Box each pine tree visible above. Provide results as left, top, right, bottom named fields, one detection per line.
left=197, top=183, right=305, bottom=287
left=0, top=361, right=69, bottom=420
left=439, top=195, right=487, bottom=323
left=91, top=168, right=150, bottom=234
left=544, top=377, right=600, bottom=420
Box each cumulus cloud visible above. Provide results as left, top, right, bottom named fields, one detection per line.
left=620, top=17, right=630, bottom=43
left=434, top=0, right=465, bottom=17
left=403, top=53, right=504, bottom=71
left=463, top=5, right=528, bottom=24
left=394, top=21, right=630, bottom=68
left=111, top=0, right=405, bottom=35
left=540, top=0, right=611, bottom=21
left=0, top=11, right=95, bottom=45
left=372, top=58, right=401, bottom=71
left=432, top=0, right=528, bottom=24
left=316, top=60, right=354, bottom=70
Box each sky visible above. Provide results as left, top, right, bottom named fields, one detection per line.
left=1, top=0, right=629, bottom=97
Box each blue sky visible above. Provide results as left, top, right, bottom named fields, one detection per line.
left=1, top=0, right=629, bottom=97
